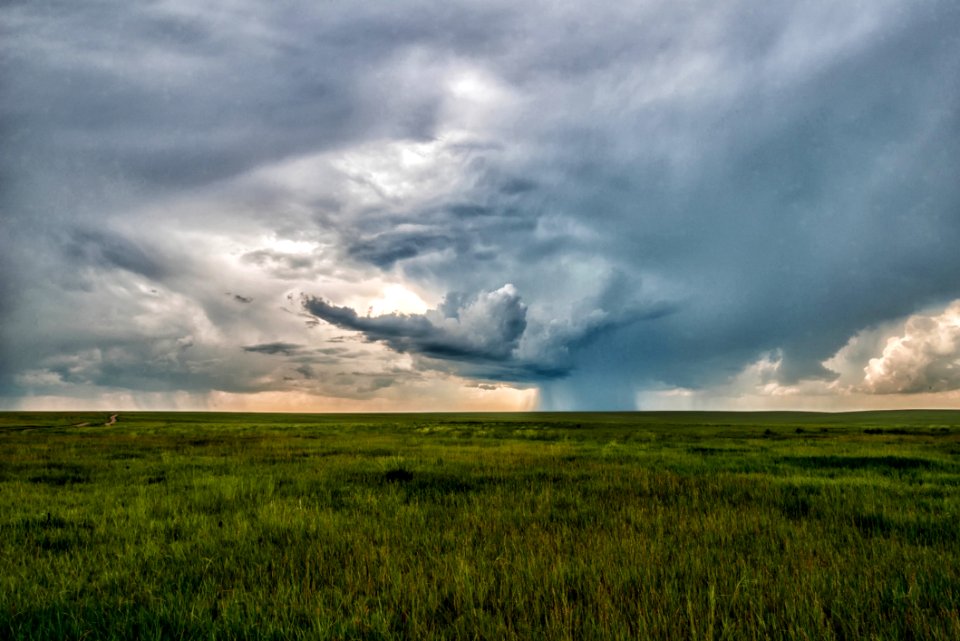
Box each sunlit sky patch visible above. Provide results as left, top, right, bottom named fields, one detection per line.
left=2, top=0, right=959, bottom=411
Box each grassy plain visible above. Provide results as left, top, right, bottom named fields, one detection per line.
left=1, top=410, right=959, bottom=640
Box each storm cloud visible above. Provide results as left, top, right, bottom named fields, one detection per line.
left=304, top=284, right=528, bottom=367
left=2, top=0, right=959, bottom=410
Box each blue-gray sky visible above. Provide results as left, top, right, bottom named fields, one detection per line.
left=2, top=0, right=959, bottom=411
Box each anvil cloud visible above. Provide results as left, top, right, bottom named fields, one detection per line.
left=2, top=0, right=959, bottom=411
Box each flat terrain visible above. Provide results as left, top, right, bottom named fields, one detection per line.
left=1, top=411, right=958, bottom=640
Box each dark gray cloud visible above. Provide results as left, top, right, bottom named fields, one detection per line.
left=2, top=0, right=959, bottom=409
left=346, top=231, right=457, bottom=269
left=242, top=342, right=304, bottom=356
left=0, top=0, right=513, bottom=196
left=61, top=228, right=168, bottom=281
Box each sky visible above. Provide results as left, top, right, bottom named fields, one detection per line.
left=1, top=0, right=959, bottom=412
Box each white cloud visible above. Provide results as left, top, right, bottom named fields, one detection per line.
left=641, top=300, right=960, bottom=410
left=861, top=300, right=960, bottom=393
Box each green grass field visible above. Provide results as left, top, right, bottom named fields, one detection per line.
left=1, top=411, right=958, bottom=640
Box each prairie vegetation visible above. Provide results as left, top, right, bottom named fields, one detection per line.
left=1, top=411, right=958, bottom=639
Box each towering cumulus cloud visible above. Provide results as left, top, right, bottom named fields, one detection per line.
left=1, top=0, right=959, bottom=410
left=862, top=302, right=960, bottom=395
left=304, top=285, right=527, bottom=364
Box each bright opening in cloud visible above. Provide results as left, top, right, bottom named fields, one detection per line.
left=367, top=284, right=431, bottom=316
left=261, top=237, right=318, bottom=255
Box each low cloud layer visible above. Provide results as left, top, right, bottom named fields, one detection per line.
left=2, top=0, right=959, bottom=410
